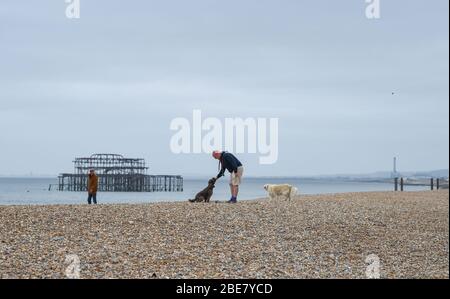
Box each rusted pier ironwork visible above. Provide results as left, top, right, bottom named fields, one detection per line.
left=58, top=154, right=183, bottom=192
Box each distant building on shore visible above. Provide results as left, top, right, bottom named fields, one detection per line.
left=57, top=153, right=183, bottom=192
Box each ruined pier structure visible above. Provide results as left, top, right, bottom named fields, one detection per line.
left=58, top=154, right=183, bottom=192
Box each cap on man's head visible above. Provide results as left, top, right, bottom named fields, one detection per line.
left=89, top=169, right=95, bottom=173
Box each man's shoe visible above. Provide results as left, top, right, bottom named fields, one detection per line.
left=227, top=198, right=237, bottom=204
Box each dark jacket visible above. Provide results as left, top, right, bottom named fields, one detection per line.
left=217, top=152, right=243, bottom=178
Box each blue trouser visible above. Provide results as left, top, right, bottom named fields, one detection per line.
left=88, top=193, right=97, bottom=204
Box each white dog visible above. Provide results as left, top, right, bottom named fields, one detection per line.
left=263, top=184, right=298, bottom=201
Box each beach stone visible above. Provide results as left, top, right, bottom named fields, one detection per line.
left=0, top=191, right=448, bottom=278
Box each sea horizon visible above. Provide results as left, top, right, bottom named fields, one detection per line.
left=0, top=168, right=448, bottom=180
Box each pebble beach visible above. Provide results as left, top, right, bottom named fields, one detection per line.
left=0, top=190, right=448, bottom=279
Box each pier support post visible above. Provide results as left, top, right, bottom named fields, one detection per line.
left=437, top=178, right=440, bottom=190
left=400, top=178, right=404, bottom=192
left=431, top=178, right=434, bottom=191
left=394, top=177, right=398, bottom=191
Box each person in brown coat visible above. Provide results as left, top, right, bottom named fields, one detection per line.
left=87, top=169, right=99, bottom=204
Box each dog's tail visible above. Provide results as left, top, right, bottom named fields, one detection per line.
left=289, top=186, right=298, bottom=200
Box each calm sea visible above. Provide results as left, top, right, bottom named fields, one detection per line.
left=0, top=177, right=429, bottom=205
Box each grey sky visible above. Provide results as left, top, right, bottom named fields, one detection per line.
left=0, top=0, right=448, bottom=177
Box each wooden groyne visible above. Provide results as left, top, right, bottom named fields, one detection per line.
left=394, top=177, right=449, bottom=191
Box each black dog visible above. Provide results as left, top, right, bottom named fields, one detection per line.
left=189, top=177, right=216, bottom=203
